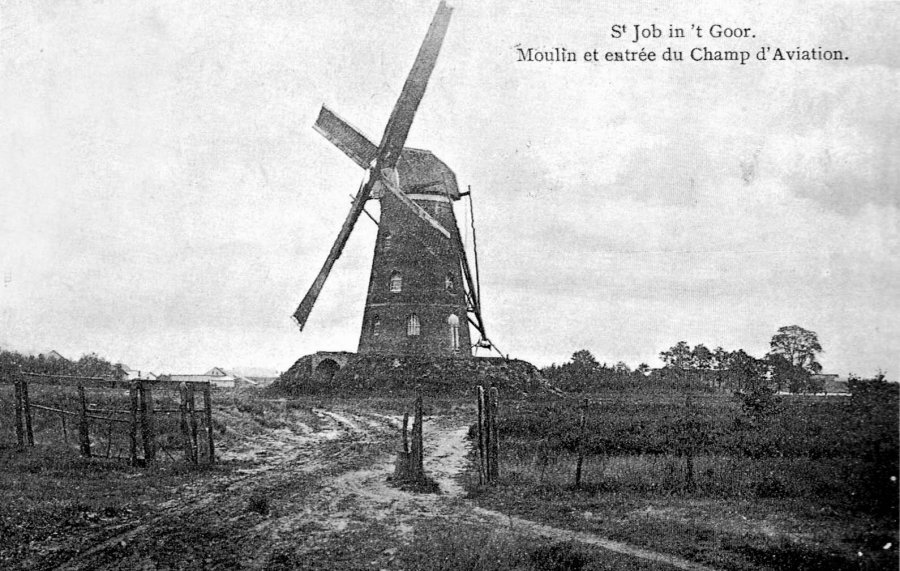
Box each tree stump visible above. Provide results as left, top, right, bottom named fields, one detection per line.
left=393, top=391, right=426, bottom=485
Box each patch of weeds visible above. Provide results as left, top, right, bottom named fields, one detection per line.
left=397, top=520, right=532, bottom=571
left=99, top=505, right=124, bottom=518
left=212, top=417, right=228, bottom=435
left=273, top=521, right=398, bottom=571
left=247, top=491, right=270, bottom=516
left=390, top=474, right=441, bottom=494
left=167, top=460, right=220, bottom=476
left=566, top=480, right=617, bottom=495
left=234, top=398, right=267, bottom=417
left=247, top=409, right=288, bottom=430
left=110, top=512, right=245, bottom=570
left=267, top=547, right=308, bottom=571
left=752, top=475, right=788, bottom=498
left=529, top=541, right=588, bottom=571
left=733, top=539, right=856, bottom=570
left=397, top=520, right=656, bottom=571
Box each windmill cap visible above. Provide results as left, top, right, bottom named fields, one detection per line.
left=397, top=148, right=460, bottom=199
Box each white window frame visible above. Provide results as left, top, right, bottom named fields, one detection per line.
left=407, top=314, right=420, bottom=336
left=390, top=271, right=402, bottom=293
left=448, top=314, right=460, bottom=350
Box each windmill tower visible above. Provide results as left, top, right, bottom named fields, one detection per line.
left=293, top=2, right=489, bottom=358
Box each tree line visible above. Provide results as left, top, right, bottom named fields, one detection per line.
left=0, top=349, right=125, bottom=379
left=543, top=325, right=849, bottom=394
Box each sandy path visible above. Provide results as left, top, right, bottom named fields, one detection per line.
left=249, top=415, right=468, bottom=560
left=423, top=423, right=470, bottom=497
left=51, top=408, right=719, bottom=571
left=244, top=413, right=720, bottom=570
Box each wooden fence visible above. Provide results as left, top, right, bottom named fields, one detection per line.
left=1, top=372, right=215, bottom=466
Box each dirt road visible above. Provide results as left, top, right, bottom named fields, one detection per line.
left=19, top=406, right=715, bottom=570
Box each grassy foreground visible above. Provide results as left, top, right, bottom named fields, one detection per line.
left=465, top=391, right=899, bottom=570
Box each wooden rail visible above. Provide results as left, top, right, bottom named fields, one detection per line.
left=2, top=372, right=214, bottom=390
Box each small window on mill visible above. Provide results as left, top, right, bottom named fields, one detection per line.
left=448, top=314, right=460, bottom=351
left=407, top=314, right=420, bottom=336
left=372, top=315, right=381, bottom=336
left=390, top=271, right=402, bottom=293
left=445, top=273, right=455, bottom=292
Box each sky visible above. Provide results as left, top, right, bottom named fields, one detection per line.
left=1, top=0, right=897, bottom=377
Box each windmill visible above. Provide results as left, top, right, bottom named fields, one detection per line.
left=294, top=2, right=490, bottom=357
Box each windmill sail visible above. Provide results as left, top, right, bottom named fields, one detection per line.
left=313, top=112, right=452, bottom=237
left=376, top=1, right=453, bottom=169
left=313, top=107, right=377, bottom=169
left=292, top=179, right=374, bottom=329
left=293, top=2, right=454, bottom=330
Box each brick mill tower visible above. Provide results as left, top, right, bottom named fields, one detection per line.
left=357, top=150, right=471, bottom=356
left=292, top=2, right=490, bottom=358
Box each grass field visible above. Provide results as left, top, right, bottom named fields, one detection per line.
left=0, top=445, right=228, bottom=563
left=2, top=383, right=897, bottom=569
left=466, top=390, right=899, bottom=570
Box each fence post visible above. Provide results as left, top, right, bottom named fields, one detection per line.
left=139, top=381, right=156, bottom=462
left=575, top=398, right=588, bottom=488
left=401, top=412, right=409, bottom=453
left=410, top=389, right=424, bottom=481
left=105, top=421, right=114, bottom=459
left=179, top=383, right=194, bottom=463
left=21, top=380, right=34, bottom=447
left=477, top=385, right=486, bottom=485
left=129, top=381, right=140, bottom=466
left=14, top=381, right=24, bottom=452
left=482, top=386, right=491, bottom=483
left=203, top=383, right=215, bottom=464
left=78, top=385, right=91, bottom=457
left=488, top=387, right=500, bottom=482
left=188, top=383, right=199, bottom=464
left=59, top=413, right=68, bottom=444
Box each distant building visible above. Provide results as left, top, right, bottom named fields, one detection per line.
left=121, top=365, right=158, bottom=381
left=159, top=367, right=257, bottom=389
left=813, top=373, right=849, bottom=395
left=774, top=373, right=850, bottom=396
